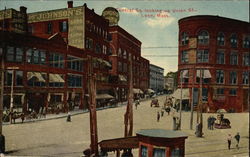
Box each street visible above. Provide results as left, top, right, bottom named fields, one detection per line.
left=2, top=95, right=249, bottom=157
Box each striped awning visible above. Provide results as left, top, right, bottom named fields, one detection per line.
left=49, top=74, right=65, bottom=83
left=196, top=69, right=212, bottom=78
left=27, top=72, right=46, bottom=82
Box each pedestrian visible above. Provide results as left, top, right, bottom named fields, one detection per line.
left=67, top=112, right=71, bottom=122
left=161, top=110, right=164, bottom=117
left=166, top=107, right=170, bottom=115
left=210, top=116, right=216, bottom=130
left=234, top=132, right=240, bottom=149
left=227, top=134, right=232, bottom=150
left=207, top=116, right=211, bottom=130
left=157, top=112, right=160, bottom=122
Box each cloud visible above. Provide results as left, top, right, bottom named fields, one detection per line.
left=117, top=7, right=140, bottom=16
left=144, top=12, right=175, bottom=28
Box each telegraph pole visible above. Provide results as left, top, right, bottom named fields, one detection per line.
left=196, top=69, right=203, bottom=137
left=190, top=67, right=195, bottom=130
left=179, top=70, right=183, bottom=129
left=87, top=56, right=98, bottom=156
left=124, top=56, right=133, bottom=137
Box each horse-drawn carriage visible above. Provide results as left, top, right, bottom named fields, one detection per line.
left=150, top=98, right=159, bottom=107
left=214, top=113, right=231, bottom=129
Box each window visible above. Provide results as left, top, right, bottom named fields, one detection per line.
left=47, top=22, right=52, bottom=34
left=181, top=50, right=188, bottom=63
left=123, top=63, right=127, bottom=72
left=95, top=43, right=101, bottom=53
left=67, top=74, right=82, bottom=87
left=198, top=30, right=209, bottom=45
left=243, top=36, right=250, bottom=48
left=217, top=51, right=225, bottom=64
left=6, top=46, right=24, bottom=62
left=229, top=71, right=237, bottom=84
left=153, top=148, right=165, bottom=157
left=202, top=88, right=208, bottom=101
left=197, top=50, right=209, bottom=63
left=102, top=45, right=107, bottom=54
left=26, top=48, right=46, bottom=65
left=216, top=88, right=224, bottom=95
left=49, top=53, right=64, bottom=68
left=216, top=70, right=224, bottom=84
left=123, top=50, right=127, bottom=59
left=181, top=32, right=189, bottom=45
left=118, top=62, right=122, bottom=72
left=59, top=21, right=68, bottom=32
left=67, top=56, right=83, bottom=72
left=28, top=25, right=34, bottom=34
left=15, top=71, right=23, bottom=86
left=243, top=53, right=249, bottom=66
left=217, top=32, right=225, bottom=46
left=4, top=70, right=12, bottom=86
left=141, top=145, right=148, bottom=157
left=27, top=72, right=46, bottom=87
left=118, top=48, right=122, bottom=57
left=230, top=34, right=237, bottom=48
left=242, top=71, right=249, bottom=84
left=86, top=38, right=93, bottom=49
left=230, top=53, right=238, bottom=65
left=49, top=74, right=64, bottom=87
left=229, top=89, right=237, bottom=95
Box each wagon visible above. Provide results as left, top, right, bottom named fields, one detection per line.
left=150, top=98, right=159, bottom=107
left=214, top=113, right=231, bottom=129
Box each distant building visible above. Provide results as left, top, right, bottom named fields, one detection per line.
left=178, top=15, right=250, bottom=112
left=149, top=64, right=164, bottom=93
left=164, top=76, right=175, bottom=92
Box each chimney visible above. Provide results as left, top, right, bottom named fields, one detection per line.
left=20, top=6, right=27, bottom=14
left=67, top=1, right=73, bottom=8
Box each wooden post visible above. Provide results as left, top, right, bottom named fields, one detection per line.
left=124, top=56, right=133, bottom=137
left=87, top=56, right=98, bottom=156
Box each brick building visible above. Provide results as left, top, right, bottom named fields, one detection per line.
left=178, top=15, right=250, bottom=112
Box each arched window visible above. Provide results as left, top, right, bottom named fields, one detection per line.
left=181, top=32, right=189, bottom=45
left=198, top=30, right=209, bottom=45
left=243, top=36, right=250, bottom=48
left=217, top=32, right=225, bottom=46
left=123, top=50, right=127, bottom=59
left=118, top=48, right=122, bottom=57
left=230, top=34, right=237, bottom=48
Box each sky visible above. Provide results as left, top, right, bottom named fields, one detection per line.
left=1, top=0, right=249, bottom=75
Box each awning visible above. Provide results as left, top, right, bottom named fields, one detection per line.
left=49, top=74, right=65, bottom=83
left=99, top=136, right=139, bottom=152
left=181, top=70, right=189, bottom=78
left=147, top=89, right=155, bottom=93
left=27, top=72, right=46, bottom=82
left=133, top=88, right=143, bottom=94
left=196, top=69, right=211, bottom=78
left=102, top=60, right=112, bottom=67
left=119, top=75, right=127, bottom=82
left=96, top=94, right=114, bottom=99
left=171, top=88, right=189, bottom=99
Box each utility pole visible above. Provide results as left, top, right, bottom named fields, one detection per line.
left=87, top=56, right=98, bottom=156
left=179, top=70, right=183, bottom=130
left=124, top=56, right=133, bottom=137
left=196, top=69, right=203, bottom=137
left=190, top=67, right=195, bottom=130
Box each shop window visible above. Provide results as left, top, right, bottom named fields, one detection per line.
left=243, top=53, right=249, bottom=66
left=243, top=36, right=250, bottom=48
left=229, top=71, right=237, bottom=84
left=141, top=145, right=148, bottom=157
left=216, top=51, right=225, bottom=64
left=153, top=148, right=165, bottom=157
left=181, top=50, right=188, bottom=63
left=229, top=89, right=237, bottom=96
left=216, top=70, right=224, bottom=84
left=230, top=34, right=237, bottom=48
left=181, top=32, right=189, bottom=45
left=198, top=30, right=209, bottom=45
left=197, top=49, right=209, bottom=63
left=242, top=71, right=249, bottom=84
left=217, top=32, right=225, bottom=46
left=230, top=53, right=238, bottom=65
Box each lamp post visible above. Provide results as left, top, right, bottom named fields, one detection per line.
left=6, top=67, right=19, bottom=124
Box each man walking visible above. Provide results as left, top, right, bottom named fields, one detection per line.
left=157, top=112, right=160, bottom=122
left=234, top=132, right=240, bottom=149
left=227, top=134, right=232, bottom=150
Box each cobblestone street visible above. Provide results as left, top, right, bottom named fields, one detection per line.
left=2, top=95, right=249, bottom=157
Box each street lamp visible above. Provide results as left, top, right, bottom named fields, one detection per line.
left=6, top=67, right=19, bottom=124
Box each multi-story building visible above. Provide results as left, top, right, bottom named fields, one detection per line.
left=178, top=15, right=250, bottom=112
left=103, top=7, right=149, bottom=101
left=149, top=64, right=164, bottom=93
